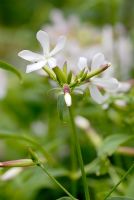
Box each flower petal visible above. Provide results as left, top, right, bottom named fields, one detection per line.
left=91, top=53, right=107, bottom=71
left=36, top=30, right=50, bottom=55
left=18, top=50, right=43, bottom=62
left=47, top=57, right=57, bottom=68
left=50, top=36, right=66, bottom=56
left=64, top=93, right=72, bottom=107
left=89, top=84, right=108, bottom=104
left=92, top=77, right=119, bottom=92
left=26, top=60, right=47, bottom=73
left=78, top=57, right=88, bottom=70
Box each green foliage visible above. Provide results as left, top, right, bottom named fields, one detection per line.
left=98, top=134, right=133, bottom=157
left=0, top=60, right=22, bottom=81
left=108, top=197, right=134, bottom=200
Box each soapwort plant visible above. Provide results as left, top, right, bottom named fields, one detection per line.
left=0, top=30, right=134, bottom=200
left=18, top=30, right=119, bottom=200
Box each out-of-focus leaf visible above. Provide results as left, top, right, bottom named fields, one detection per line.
left=108, top=197, right=134, bottom=200
left=0, top=60, right=22, bottom=81
left=57, top=197, right=73, bottom=200
left=98, top=134, right=132, bottom=157
left=57, top=94, right=65, bottom=121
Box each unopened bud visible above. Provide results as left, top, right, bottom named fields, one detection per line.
left=64, top=93, right=72, bottom=107
left=0, top=159, right=35, bottom=167
left=63, top=84, right=72, bottom=107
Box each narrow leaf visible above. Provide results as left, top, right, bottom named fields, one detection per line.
left=0, top=60, right=22, bottom=81
left=98, top=134, right=132, bottom=157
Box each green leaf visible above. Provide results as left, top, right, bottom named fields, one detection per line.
left=108, top=197, right=134, bottom=200
left=57, top=94, right=65, bottom=121
left=57, top=197, right=72, bottom=200
left=0, top=60, right=22, bottom=81
left=98, top=134, right=132, bottom=157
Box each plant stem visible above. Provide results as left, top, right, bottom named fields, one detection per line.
left=39, top=163, right=77, bottom=200
left=104, top=162, right=134, bottom=200
left=70, top=117, right=77, bottom=196
left=68, top=106, right=90, bottom=200
left=29, top=148, right=77, bottom=200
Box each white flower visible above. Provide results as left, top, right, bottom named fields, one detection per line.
left=18, top=30, right=66, bottom=73
left=78, top=53, right=119, bottom=104
left=1, top=167, right=22, bottom=181
left=117, top=82, right=131, bottom=93
left=64, top=93, right=72, bottom=107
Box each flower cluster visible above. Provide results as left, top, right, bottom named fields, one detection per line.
left=18, top=30, right=119, bottom=106
left=44, top=9, right=133, bottom=79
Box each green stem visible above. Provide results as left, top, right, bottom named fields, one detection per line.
left=68, top=107, right=90, bottom=200
left=70, top=118, right=77, bottom=196
left=39, top=163, right=77, bottom=200
left=29, top=148, right=77, bottom=200
left=104, top=162, right=134, bottom=200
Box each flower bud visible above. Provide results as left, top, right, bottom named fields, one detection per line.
left=64, top=92, right=72, bottom=107
left=0, top=159, right=35, bottom=167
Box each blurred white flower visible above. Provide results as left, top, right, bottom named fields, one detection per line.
left=75, top=115, right=90, bottom=130
left=115, top=99, right=127, bottom=107
left=117, top=82, right=131, bottom=93
left=1, top=167, right=22, bottom=181
left=115, top=24, right=133, bottom=79
left=18, top=30, right=66, bottom=73
left=43, top=10, right=133, bottom=79
left=78, top=53, right=119, bottom=104
left=31, top=121, right=48, bottom=136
